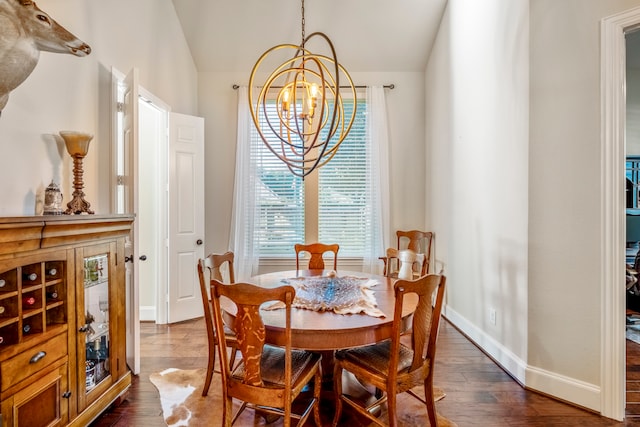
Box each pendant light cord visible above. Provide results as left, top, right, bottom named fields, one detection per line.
left=301, top=0, right=306, bottom=48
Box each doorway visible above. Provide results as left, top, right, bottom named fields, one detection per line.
left=112, top=68, right=169, bottom=326
left=111, top=67, right=206, bottom=373
left=137, top=91, right=169, bottom=323
left=111, top=69, right=170, bottom=374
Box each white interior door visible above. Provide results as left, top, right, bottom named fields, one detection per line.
left=168, top=112, right=205, bottom=323
left=112, top=67, right=140, bottom=374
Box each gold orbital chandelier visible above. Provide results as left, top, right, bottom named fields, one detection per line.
left=248, top=0, right=357, bottom=178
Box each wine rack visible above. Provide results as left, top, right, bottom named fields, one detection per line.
left=0, top=261, right=66, bottom=346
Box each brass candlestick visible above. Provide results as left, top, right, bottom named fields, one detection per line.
left=59, top=131, right=94, bottom=215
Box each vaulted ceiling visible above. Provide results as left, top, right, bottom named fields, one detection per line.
left=170, top=0, right=448, bottom=73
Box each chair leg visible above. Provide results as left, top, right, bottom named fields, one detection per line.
left=387, top=388, right=398, bottom=427
left=313, top=368, right=322, bottom=427
left=424, top=376, right=439, bottom=426
left=202, top=342, right=215, bottom=396
left=223, top=395, right=234, bottom=427
left=332, top=363, right=344, bottom=427
left=283, top=396, right=292, bottom=427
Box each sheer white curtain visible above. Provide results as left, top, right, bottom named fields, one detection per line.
left=362, top=86, right=391, bottom=273
left=228, top=86, right=259, bottom=280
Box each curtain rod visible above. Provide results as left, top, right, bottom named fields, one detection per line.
left=232, top=84, right=394, bottom=90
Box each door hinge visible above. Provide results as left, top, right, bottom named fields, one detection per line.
left=116, top=102, right=125, bottom=113
left=116, top=175, right=125, bottom=186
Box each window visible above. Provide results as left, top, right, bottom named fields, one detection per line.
left=250, top=92, right=370, bottom=257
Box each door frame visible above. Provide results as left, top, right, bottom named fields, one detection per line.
left=601, top=6, right=640, bottom=421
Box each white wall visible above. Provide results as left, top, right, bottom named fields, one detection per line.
left=0, top=0, right=197, bottom=216
left=426, top=0, right=530, bottom=389
left=427, top=0, right=640, bottom=414
left=198, top=71, right=427, bottom=264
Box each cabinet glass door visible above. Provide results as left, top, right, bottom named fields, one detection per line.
left=82, top=254, right=110, bottom=392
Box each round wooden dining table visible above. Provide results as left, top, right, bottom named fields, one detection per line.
left=221, top=269, right=416, bottom=352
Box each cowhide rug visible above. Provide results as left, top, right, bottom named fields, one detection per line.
left=150, top=367, right=457, bottom=426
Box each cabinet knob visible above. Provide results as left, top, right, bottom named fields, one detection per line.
left=79, top=325, right=90, bottom=333
left=29, top=351, right=46, bottom=364
left=126, top=255, right=147, bottom=262
left=196, top=239, right=203, bottom=245
left=62, top=391, right=71, bottom=399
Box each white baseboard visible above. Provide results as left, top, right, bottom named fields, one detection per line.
left=140, top=305, right=156, bottom=322
left=443, top=305, right=601, bottom=413
left=525, top=364, right=601, bottom=412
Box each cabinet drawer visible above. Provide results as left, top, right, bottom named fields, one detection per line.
left=1, top=332, right=67, bottom=391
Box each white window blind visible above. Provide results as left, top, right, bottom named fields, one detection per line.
left=318, top=99, right=369, bottom=257
left=250, top=100, right=305, bottom=256
left=251, top=95, right=369, bottom=258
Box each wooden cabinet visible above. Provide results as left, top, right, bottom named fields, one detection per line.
left=0, top=215, right=134, bottom=427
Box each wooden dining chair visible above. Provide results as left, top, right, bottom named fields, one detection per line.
left=380, top=230, right=434, bottom=277
left=210, top=279, right=323, bottom=427
left=197, top=251, right=238, bottom=397
left=384, top=248, right=426, bottom=280
left=295, top=242, right=339, bottom=271
left=332, top=273, right=447, bottom=427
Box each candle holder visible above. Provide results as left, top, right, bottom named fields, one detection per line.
left=59, top=131, right=94, bottom=215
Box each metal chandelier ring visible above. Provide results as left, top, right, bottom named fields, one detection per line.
left=248, top=32, right=357, bottom=178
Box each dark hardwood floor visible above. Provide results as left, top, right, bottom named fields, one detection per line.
left=89, top=318, right=640, bottom=426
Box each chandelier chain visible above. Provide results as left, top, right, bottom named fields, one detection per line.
left=301, top=0, right=305, bottom=47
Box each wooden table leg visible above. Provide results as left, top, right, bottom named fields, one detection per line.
left=320, top=350, right=336, bottom=384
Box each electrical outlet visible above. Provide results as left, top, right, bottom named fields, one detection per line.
left=489, top=308, right=496, bottom=325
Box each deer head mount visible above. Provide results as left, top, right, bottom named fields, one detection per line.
left=0, top=0, right=91, bottom=114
